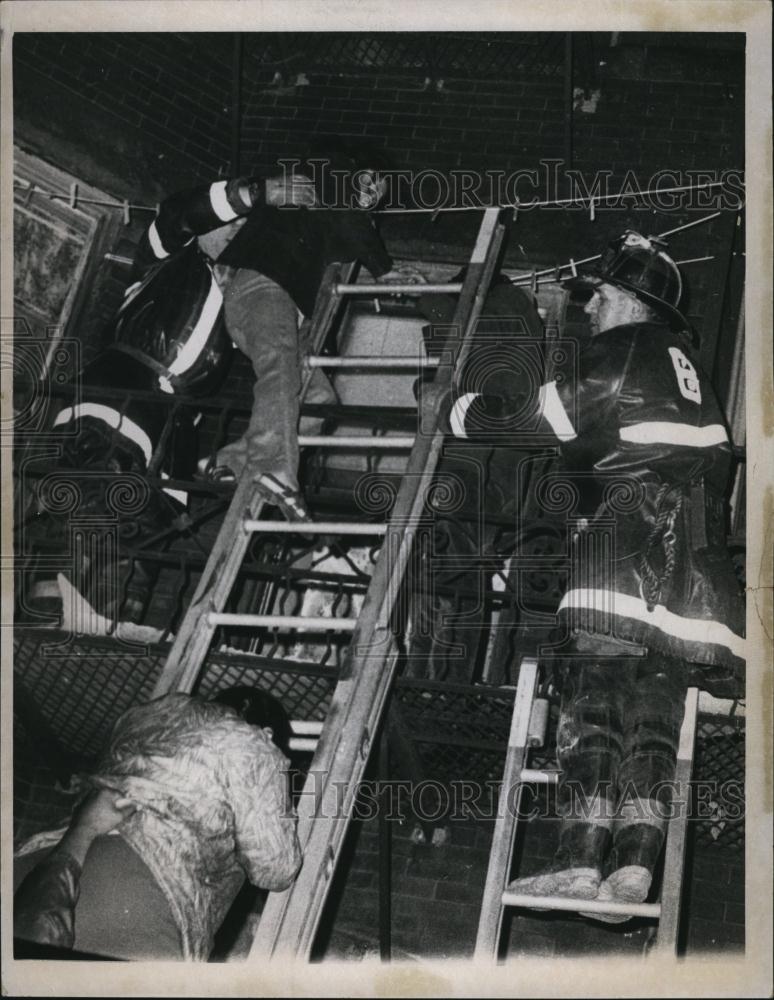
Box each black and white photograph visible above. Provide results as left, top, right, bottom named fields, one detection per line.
left=2, top=2, right=771, bottom=996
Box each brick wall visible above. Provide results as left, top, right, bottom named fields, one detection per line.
left=236, top=37, right=744, bottom=353
left=13, top=32, right=235, bottom=201
left=14, top=33, right=744, bottom=212
left=13, top=32, right=745, bottom=359
left=239, top=41, right=744, bottom=180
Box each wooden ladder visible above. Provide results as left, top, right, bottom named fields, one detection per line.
left=151, top=207, right=507, bottom=960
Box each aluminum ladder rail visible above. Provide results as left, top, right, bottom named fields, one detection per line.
left=248, top=207, right=506, bottom=960
left=474, top=659, right=700, bottom=959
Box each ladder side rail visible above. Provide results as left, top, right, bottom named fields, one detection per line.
left=249, top=208, right=506, bottom=960
left=152, top=263, right=355, bottom=697
left=652, top=684, right=699, bottom=955
left=474, top=658, right=539, bottom=961
left=152, top=473, right=272, bottom=695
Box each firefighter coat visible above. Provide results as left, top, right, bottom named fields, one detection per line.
left=448, top=319, right=745, bottom=696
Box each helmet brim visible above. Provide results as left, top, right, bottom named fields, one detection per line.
left=561, top=272, right=602, bottom=292
left=562, top=272, right=691, bottom=332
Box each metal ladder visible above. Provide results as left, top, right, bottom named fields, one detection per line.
left=475, top=657, right=700, bottom=959
left=151, top=207, right=506, bottom=959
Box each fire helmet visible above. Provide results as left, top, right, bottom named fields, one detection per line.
left=563, top=231, right=690, bottom=332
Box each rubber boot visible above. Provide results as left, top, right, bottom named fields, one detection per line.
left=581, top=822, right=664, bottom=923
left=507, top=821, right=610, bottom=904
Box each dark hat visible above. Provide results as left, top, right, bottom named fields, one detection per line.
left=211, top=685, right=292, bottom=753
left=563, top=231, right=690, bottom=331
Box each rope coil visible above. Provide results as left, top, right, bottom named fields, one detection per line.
left=639, top=485, right=683, bottom=612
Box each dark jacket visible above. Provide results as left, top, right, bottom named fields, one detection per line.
left=448, top=319, right=745, bottom=688
left=136, top=176, right=393, bottom=317
left=217, top=203, right=392, bottom=317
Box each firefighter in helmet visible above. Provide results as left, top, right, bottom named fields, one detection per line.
left=447, top=231, right=744, bottom=919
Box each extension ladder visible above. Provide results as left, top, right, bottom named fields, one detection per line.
left=152, top=207, right=506, bottom=960
left=475, top=657, right=700, bottom=959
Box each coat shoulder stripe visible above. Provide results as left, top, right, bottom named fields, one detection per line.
left=166, top=269, right=224, bottom=378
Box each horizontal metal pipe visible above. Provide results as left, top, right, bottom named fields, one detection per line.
left=334, top=283, right=463, bottom=295
left=519, top=768, right=560, bottom=784
left=307, top=356, right=439, bottom=368
left=243, top=519, right=388, bottom=535
left=208, top=613, right=358, bottom=631
left=298, top=435, right=415, bottom=448
left=501, top=893, right=661, bottom=918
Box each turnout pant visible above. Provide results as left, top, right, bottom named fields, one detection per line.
left=552, top=645, right=688, bottom=874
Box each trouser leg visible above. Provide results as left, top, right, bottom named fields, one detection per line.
left=607, top=651, right=687, bottom=876
left=577, top=652, right=689, bottom=922
left=14, top=837, right=183, bottom=960
left=218, top=270, right=301, bottom=489
left=296, top=317, right=339, bottom=437
left=505, top=651, right=633, bottom=900
left=553, top=656, right=632, bottom=870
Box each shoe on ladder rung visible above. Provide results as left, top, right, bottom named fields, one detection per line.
left=253, top=473, right=311, bottom=523
left=474, top=658, right=699, bottom=960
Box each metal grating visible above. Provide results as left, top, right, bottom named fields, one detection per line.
left=13, top=629, right=743, bottom=852
left=12, top=630, right=336, bottom=760
left=394, top=677, right=744, bottom=851
left=690, top=716, right=745, bottom=850
left=12, top=629, right=337, bottom=847
left=246, top=32, right=571, bottom=81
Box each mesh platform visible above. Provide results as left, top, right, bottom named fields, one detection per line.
left=13, top=629, right=744, bottom=853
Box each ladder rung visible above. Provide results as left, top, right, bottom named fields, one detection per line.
left=307, top=356, right=439, bottom=369
left=298, top=435, right=415, bottom=448
left=299, top=403, right=418, bottom=424
left=519, top=768, right=559, bottom=784
left=335, top=282, right=463, bottom=295
left=207, top=613, right=358, bottom=631
left=501, top=892, right=661, bottom=919
left=291, top=720, right=324, bottom=735
left=243, top=519, right=388, bottom=536
left=288, top=737, right=318, bottom=753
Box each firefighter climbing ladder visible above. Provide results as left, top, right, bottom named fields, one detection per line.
left=475, top=657, right=700, bottom=959
left=152, top=207, right=505, bottom=959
